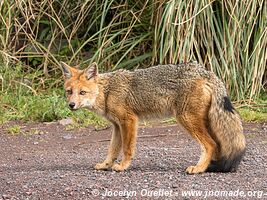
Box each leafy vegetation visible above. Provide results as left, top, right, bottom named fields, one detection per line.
left=0, top=0, right=266, bottom=123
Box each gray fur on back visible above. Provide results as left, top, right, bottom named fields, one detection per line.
left=105, top=62, right=221, bottom=118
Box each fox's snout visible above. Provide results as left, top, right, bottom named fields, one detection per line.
left=69, top=102, right=76, bottom=110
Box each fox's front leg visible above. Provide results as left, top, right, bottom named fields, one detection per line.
left=112, top=115, right=138, bottom=172
left=95, top=123, right=121, bottom=170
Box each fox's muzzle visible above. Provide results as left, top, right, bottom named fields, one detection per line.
left=69, top=102, right=76, bottom=110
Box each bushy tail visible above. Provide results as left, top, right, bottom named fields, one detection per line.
left=206, top=82, right=246, bottom=172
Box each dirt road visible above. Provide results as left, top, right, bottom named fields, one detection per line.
left=0, top=121, right=266, bottom=199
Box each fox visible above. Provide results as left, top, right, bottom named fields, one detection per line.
left=60, top=61, right=246, bottom=174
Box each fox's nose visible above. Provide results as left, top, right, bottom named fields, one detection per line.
left=69, top=102, right=75, bottom=109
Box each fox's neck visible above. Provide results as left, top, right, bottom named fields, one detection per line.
left=91, top=73, right=111, bottom=115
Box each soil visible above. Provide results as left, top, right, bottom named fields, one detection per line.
left=0, top=121, right=266, bottom=200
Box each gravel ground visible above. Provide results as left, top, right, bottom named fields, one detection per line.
left=0, top=121, right=266, bottom=200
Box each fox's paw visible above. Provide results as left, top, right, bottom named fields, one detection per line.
left=94, top=162, right=111, bottom=170
left=111, top=163, right=127, bottom=172
left=186, top=165, right=205, bottom=174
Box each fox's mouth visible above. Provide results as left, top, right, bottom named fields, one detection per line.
left=69, top=107, right=78, bottom=111
left=69, top=103, right=87, bottom=111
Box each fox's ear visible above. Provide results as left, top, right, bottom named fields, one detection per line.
left=85, top=62, right=98, bottom=80
left=60, top=62, right=72, bottom=79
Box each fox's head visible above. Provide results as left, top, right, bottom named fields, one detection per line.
left=60, top=62, right=99, bottom=110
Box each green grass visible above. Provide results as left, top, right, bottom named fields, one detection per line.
left=237, top=93, right=267, bottom=122
left=6, top=125, right=47, bottom=136
left=6, top=125, right=21, bottom=135
left=238, top=108, right=267, bottom=122
left=1, top=90, right=68, bottom=122
left=0, top=89, right=108, bottom=127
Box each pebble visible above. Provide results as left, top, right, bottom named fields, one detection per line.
left=63, top=134, right=72, bottom=140
left=59, top=118, right=74, bottom=126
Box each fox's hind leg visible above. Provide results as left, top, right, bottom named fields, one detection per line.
left=112, top=114, right=138, bottom=171
left=95, top=123, right=122, bottom=170
left=175, top=79, right=217, bottom=174
left=177, top=112, right=217, bottom=174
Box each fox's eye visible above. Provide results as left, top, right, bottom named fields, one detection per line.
left=80, top=90, right=86, bottom=95
left=66, top=90, right=72, bottom=95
